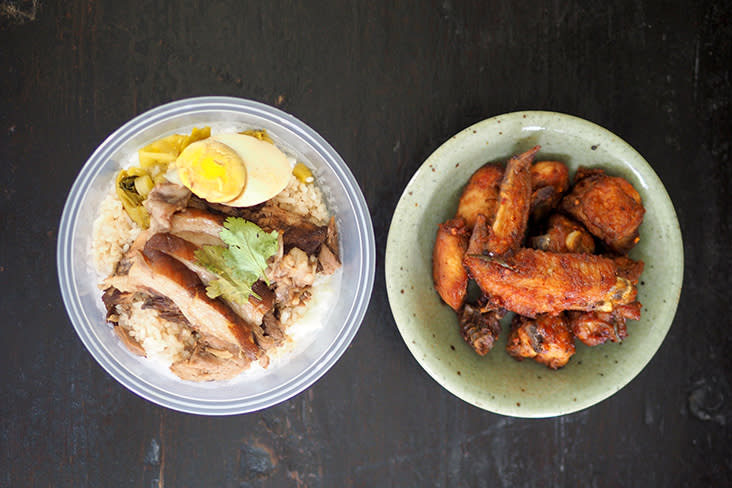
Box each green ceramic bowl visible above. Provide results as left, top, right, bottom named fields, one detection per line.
left=385, top=111, right=683, bottom=418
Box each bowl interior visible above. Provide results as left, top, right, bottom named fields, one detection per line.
left=385, top=111, right=683, bottom=417
left=58, top=97, right=374, bottom=415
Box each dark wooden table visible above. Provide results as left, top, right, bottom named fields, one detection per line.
left=2, top=1, right=730, bottom=486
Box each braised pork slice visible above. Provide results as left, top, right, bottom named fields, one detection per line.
left=144, top=232, right=216, bottom=282
left=142, top=232, right=284, bottom=353
left=143, top=232, right=276, bottom=325
left=261, top=311, right=285, bottom=345
left=169, top=207, right=226, bottom=240
left=269, top=247, right=317, bottom=307
left=170, top=342, right=248, bottom=381
left=107, top=248, right=260, bottom=362
left=140, top=294, right=190, bottom=325
left=318, top=244, right=340, bottom=275
left=325, top=216, right=340, bottom=259
left=144, top=182, right=192, bottom=232
left=241, top=204, right=330, bottom=256
left=317, top=216, right=341, bottom=274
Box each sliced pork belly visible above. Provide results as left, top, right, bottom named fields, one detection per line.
left=107, top=248, right=260, bottom=362
left=144, top=182, right=192, bottom=232
left=170, top=342, right=248, bottom=381
left=168, top=207, right=226, bottom=238
left=143, top=233, right=276, bottom=323
left=241, top=203, right=330, bottom=256
left=142, top=232, right=282, bottom=352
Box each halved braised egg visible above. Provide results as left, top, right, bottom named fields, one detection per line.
left=174, top=133, right=292, bottom=207
left=176, top=138, right=247, bottom=203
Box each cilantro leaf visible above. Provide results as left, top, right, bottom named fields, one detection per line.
left=218, top=217, right=280, bottom=286
left=193, top=217, right=279, bottom=304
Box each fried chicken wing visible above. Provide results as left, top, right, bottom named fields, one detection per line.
left=530, top=161, right=569, bottom=222
left=486, top=146, right=539, bottom=255
left=506, top=313, right=575, bottom=369
left=612, top=255, right=645, bottom=284
left=464, top=248, right=636, bottom=317
left=466, top=213, right=491, bottom=255
left=531, top=213, right=596, bottom=254
left=458, top=303, right=503, bottom=355
left=432, top=218, right=470, bottom=311
left=455, top=164, right=504, bottom=229
left=568, top=301, right=641, bottom=346
left=561, top=168, right=645, bottom=254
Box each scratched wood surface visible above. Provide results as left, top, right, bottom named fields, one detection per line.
left=1, top=0, right=730, bottom=486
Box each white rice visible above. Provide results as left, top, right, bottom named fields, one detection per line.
left=92, top=191, right=141, bottom=277
left=115, top=299, right=196, bottom=365
left=271, top=173, right=330, bottom=225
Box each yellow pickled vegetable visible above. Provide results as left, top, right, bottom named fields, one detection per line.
left=138, top=126, right=211, bottom=169
left=239, top=128, right=274, bottom=144
left=293, top=162, right=314, bottom=183
left=134, top=174, right=154, bottom=197
left=116, top=169, right=150, bottom=228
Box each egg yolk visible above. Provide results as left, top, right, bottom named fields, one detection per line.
left=176, top=139, right=247, bottom=203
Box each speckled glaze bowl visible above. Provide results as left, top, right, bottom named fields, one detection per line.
left=385, top=111, right=683, bottom=418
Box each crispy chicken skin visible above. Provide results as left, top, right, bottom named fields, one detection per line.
left=432, top=218, right=470, bottom=311
left=458, top=304, right=502, bottom=355
left=506, top=313, right=575, bottom=369
left=561, top=168, right=645, bottom=254
left=464, top=248, right=636, bottom=317
left=530, top=161, right=570, bottom=222
left=531, top=213, right=596, bottom=254
left=455, top=164, right=504, bottom=229
left=568, top=302, right=641, bottom=346
left=486, top=146, right=539, bottom=255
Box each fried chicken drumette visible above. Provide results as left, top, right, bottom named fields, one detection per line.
left=432, top=218, right=470, bottom=311
left=455, top=164, right=503, bottom=229
left=560, top=167, right=645, bottom=254
left=506, top=313, right=576, bottom=369
left=531, top=213, right=596, bottom=254
left=530, top=160, right=569, bottom=222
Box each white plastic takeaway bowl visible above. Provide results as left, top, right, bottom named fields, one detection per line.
left=58, top=97, right=375, bottom=415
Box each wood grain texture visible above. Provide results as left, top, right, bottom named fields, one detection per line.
left=1, top=0, right=730, bottom=486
